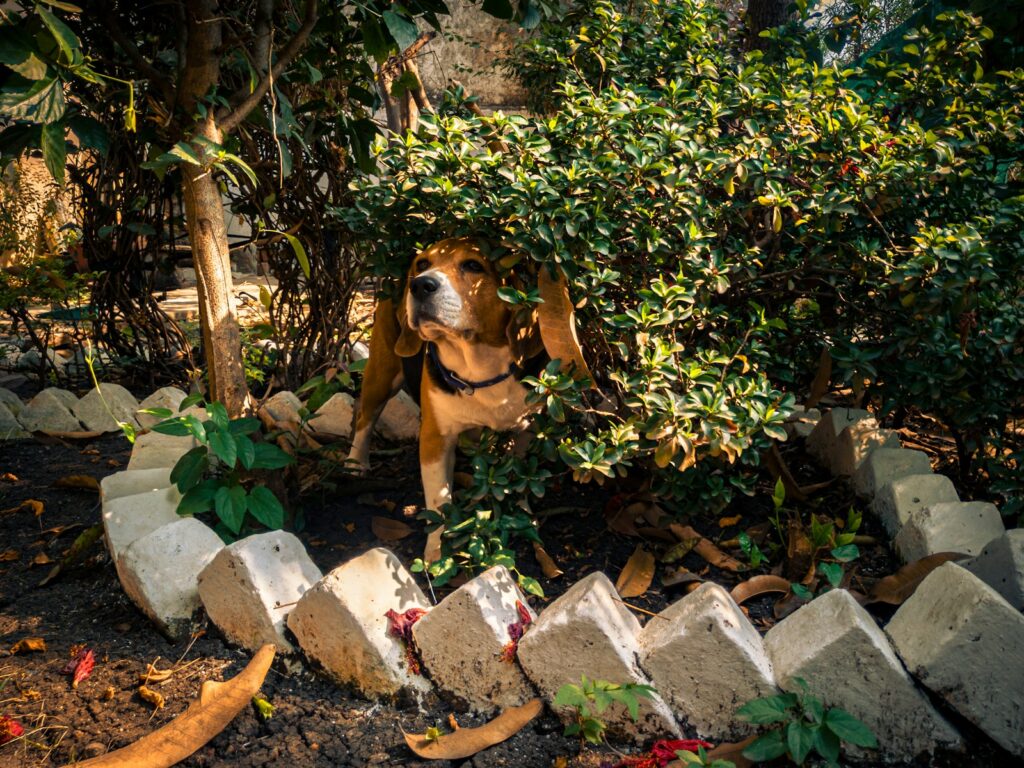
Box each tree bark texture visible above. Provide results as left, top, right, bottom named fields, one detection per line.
left=744, top=0, right=793, bottom=51
left=180, top=0, right=250, bottom=415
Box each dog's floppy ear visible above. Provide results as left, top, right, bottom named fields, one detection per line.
left=394, top=282, right=423, bottom=358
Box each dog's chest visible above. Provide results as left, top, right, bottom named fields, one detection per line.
left=428, top=379, right=535, bottom=433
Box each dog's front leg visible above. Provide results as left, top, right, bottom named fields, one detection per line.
left=419, top=395, right=458, bottom=564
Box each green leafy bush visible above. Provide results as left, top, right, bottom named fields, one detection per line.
left=553, top=676, right=655, bottom=744
left=148, top=398, right=294, bottom=541
left=341, top=0, right=1024, bottom=576
left=736, top=678, right=877, bottom=766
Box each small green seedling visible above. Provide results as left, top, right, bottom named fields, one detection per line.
left=675, top=744, right=736, bottom=768
left=553, top=676, right=655, bottom=745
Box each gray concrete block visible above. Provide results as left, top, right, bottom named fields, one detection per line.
left=964, top=529, right=1024, bottom=610
left=894, top=501, right=1004, bottom=562
left=871, top=474, right=959, bottom=537
left=852, top=448, right=932, bottom=499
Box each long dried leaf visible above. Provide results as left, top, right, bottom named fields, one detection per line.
left=866, top=552, right=967, bottom=605
left=537, top=268, right=593, bottom=382
left=64, top=644, right=275, bottom=768
left=615, top=546, right=655, bottom=598
left=806, top=347, right=832, bottom=408
left=669, top=524, right=744, bottom=572
left=39, top=523, right=104, bottom=587
left=371, top=516, right=414, bottom=542
left=403, top=699, right=542, bottom=760
left=730, top=575, right=792, bottom=606
left=39, top=429, right=104, bottom=440
left=10, top=637, right=46, bottom=654
left=532, top=541, right=564, bottom=578
left=54, top=474, right=100, bottom=492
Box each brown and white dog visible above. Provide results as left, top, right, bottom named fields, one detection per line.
left=346, top=238, right=548, bottom=560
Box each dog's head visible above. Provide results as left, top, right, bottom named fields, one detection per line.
left=394, top=237, right=544, bottom=365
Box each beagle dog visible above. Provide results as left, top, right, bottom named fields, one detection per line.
left=347, top=238, right=548, bottom=560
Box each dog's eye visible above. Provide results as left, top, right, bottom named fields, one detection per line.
left=461, top=260, right=485, bottom=274
left=415, top=259, right=430, bottom=272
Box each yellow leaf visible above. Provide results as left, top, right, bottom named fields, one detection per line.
left=772, top=206, right=783, bottom=233
left=615, top=546, right=655, bottom=598
left=54, top=475, right=101, bottom=492
left=10, top=637, right=46, bottom=654
left=403, top=699, right=542, bottom=760
left=532, top=541, right=564, bottom=578
left=139, top=685, right=166, bottom=710
left=718, top=515, right=742, bottom=528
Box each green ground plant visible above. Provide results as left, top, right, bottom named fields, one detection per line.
left=341, top=0, right=1024, bottom=580
left=553, top=676, right=655, bottom=744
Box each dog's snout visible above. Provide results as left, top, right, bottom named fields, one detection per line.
left=410, top=274, right=441, bottom=299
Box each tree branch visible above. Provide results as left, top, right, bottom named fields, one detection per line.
left=102, top=4, right=176, bottom=103
left=217, top=0, right=319, bottom=134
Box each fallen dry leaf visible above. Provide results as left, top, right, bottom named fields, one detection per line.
left=615, top=546, right=656, bottom=598
left=730, top=575, right=792, bottom=606
left=785, top=518, right=815, bottom=582
left=32, top=552, right=53, bottom=566
left=140, top=663, right=175, bottom=685
left=532, top=541, right=564, bottom=578
left=39, top=523, right=104, bottom=587
left=10, top=637, right=46, bottom=654
left=537, top=268, right=593, bottom=382
left=54, top=475, right=101, bottom=492
left=0, top=472, right=17, bottom=482
left=866, top=552, right=967, bottom=605
left=718, top=515, right=742, bottom=528
left=2, top=498, right=45, bottom=516
left=67, top=644, right=275, bottom=768
left=669, top=524, right=744, bottom=572
left=0, top=549, right=18, bottom=562
left=371, top=516, right=414, bottom=542
left=403, top=698, right=543, bottom=759
left=662, top=567, right=703, bottom=590
left=139, top=685, right=166, bottom=710
left=39, top=429, right=104, bottom=440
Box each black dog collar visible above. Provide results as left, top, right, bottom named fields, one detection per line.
left=425, top=342, right=521, bottom=396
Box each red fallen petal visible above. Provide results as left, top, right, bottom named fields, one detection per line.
left=515, top=599, right=532, bottom=627
left=651, top=738, right=713, bottom=763
left=64, top=648, right=96, bottom=688
left=385, top=608, right=427, bottom=676
left=0, top=715, right=25, bottom=745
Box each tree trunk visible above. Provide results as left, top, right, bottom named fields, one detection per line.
left=179, top=0, right=251, bottom=416
left=745, top=0, right=793, bottom=51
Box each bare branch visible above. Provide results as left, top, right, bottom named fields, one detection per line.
left=217, top=0, right=319, bottom=134
left=101, top=3, right=176, bottom=103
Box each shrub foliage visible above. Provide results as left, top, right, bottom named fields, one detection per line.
left=341, top=0, right=1024, bottom=581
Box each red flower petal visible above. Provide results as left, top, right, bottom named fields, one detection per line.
left=0, top=715, right=25, bottom=745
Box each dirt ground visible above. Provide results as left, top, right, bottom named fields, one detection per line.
left=0, top=427, right=1014, bottom=767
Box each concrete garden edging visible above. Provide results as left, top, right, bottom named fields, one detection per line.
left=65, top=386, right=1024, bottom=760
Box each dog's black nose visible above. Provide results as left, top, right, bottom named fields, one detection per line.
left=410, top=275, right=440, bottom=298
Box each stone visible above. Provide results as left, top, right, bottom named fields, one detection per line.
left=886, top=563, right=1024, bottom=757
left=783, top=406, right=820, bottom=440
left=127, top=430, right=195, bottom=470
left=516, top=572, right=681, bottom=739
left=102, top=487, right=183, bottom=577
left=378, top=391, right=420, bottom=442
left=15, top=347, right=65, bottom=371
left=136, top=387, right=188, bottom=429
left=830, top=422, right=901, bottom=476
left=894, top=501, right=1004, bottom=562
left=0, top=386, right=23, bottom=414
left=805, top=407, right=873, bottom=464
left=0, top=401, right=29, bottom=439
left=871, top=474, right=960, bottom=537
left=638, top=583, right=776, bottom=740
left=72, top=383, right=141, bottom=433
left=287, top=547, right=431, bottom=698
left=101, top=468, right=175, bottom=503
left=117, top=518, right=223, bottom=640
left=964, top=529, right=1024, bottom=610
left=16, top=387, right=82, bottom=432
left=413, top=566, right=536, bottom=712
left=308, top=392, right=354, bottom=438
left=852, top=448, right=932, bottom=498
left=259, top=390, right=302, bottom=424
left=764, top=588, right=960, bottom=761
left=198, top=530, right=322, bottom=652
left=44, top=386, right=78, bottom=410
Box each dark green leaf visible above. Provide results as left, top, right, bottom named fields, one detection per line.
left=177, top=479, right=219, bottom=516
left=41, top=121, right=65, bottom=184
left=235, top=434, right=256, bottom=470
left=824, top=708, right=877, bottom=748
left=206, top=402, right=229, bottom=431
left=814, top=724, right=841, bottom=764
left=382, top=10, right=419, bottom=52
left=214, top=484, right=248, bottom=534
left=831, top=544, right=860, bottom=562
left=787, top=721, right=816, bottom=764
left=170, top=447, right=209, bottom=494
left=152, top=418, right=191, bottom=436
left=36, top=4, right=81, bottom=65
left=252, top=442, right=294, bottom=470
left=69, top=115, right=110, bottom=155
left=736, top=694, right=797, bottom=724
left=247, top=485, right=285, bottom=529
left=209, top=428, right=237, bottom=469
left=228, top=417, right=262, bottom=435
left=482, top=0, right=514, bottom=20
left=743, top=730, right=788, bottom=762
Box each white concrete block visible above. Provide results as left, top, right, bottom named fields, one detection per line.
left=308, top=392, right=354, bottom=438
left=831, top=422, right=901, bottom=476
left=72, top=383, right=140, bottom=433
left=17, top=387, right=82, bottom=432
left=894, top=502, right=1004, bottom=562
left=765, top=588, right=960, bottom=761
left=127, top=430, right=195, bottom=470
left=639, top=582, right=776, bottom=740
left=783, top=406, right=821, bottom=440
left=0, top=401, right=29, bottom=439
left=117, top=518, right=223, bottom=640
left=806, top=407, right=873, bottom=464
left=517, top=572, right=681, bottom=739
left=0, top=387, right=23, bottom=415
left=287, top=547, right=431, bottom=696
left=852, top=448, right=932, bottom=498
left=887, top=563, right=1024, bottom=757
left=259, top=390, right=302, bottom=424
left=964, top=529, right=1024, bottom=610
left=413, top=566, right=536, bottom=712
left=199, top=530, right=322, bottom=652
left=136, top=387, right=188, bottom=429
left=871, top=474, right=959, bottom=537
left=101, top=468, right=176, bottom=504
left=102, top=487, right=183, bottom=574
left=378, top=391, right=420, bottom=442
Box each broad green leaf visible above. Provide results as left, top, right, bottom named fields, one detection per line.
left=283, top=233, right=310, bottom=279
left=0, top=27, right=49, bottom=79
left=170, top=447, right=209, bottom=493
left=735, top=694, right=797, bottom=724
left=787, top=721, right=816, bottom=764
left=209, top=428, right=237, bottom=469
left=36, top=4, right=81, bottom=65
left=177, top=479, right=219, bottom=516
left=214, top=484, right=248, bottom=534
left=742, top=730, right=788, bottom=762
left=481, top=0, right=515, bottom=20
left=0, top=77, right=65, bottom=122
left=251, top=442, right=295, bottom=470
left=814, top=724, right=841, bottom=764
left=246, top=485, right=285, bottom=529
left=205, top=402, right=229, bottom=431
left=235, top=434, right=256, bottom=470
left=152, top=417, right=191, bottom=436
left=41, top=121, right=65, bottom=184
left=824, top=708, right=877, bottom=748
left=228, top=417, right=262, bottom=435
left=382, top=10, right=419, bottom=52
